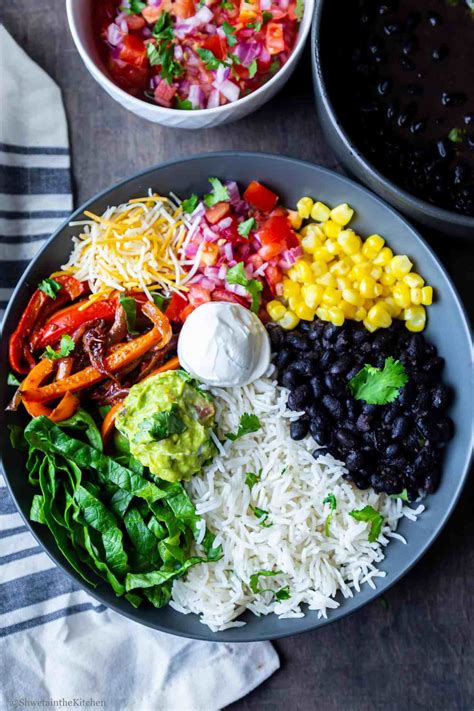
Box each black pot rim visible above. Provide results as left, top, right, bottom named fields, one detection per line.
left=311, top=0, right=474, bottom=231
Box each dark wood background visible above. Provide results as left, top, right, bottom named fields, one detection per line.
left=2, top=3, right=472, bottom=709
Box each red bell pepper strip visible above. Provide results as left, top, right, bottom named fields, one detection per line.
left=9, top=276, right=87, bottom=374
left=33, top=297, right=117, bottom=350
left=165, top=291, right=188, bottom=322
left=243, top=181, right=279, bottom=212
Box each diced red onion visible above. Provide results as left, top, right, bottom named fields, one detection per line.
left=217, top=216, right=232, bottom=230
left=107, top=23, right=123, bottom=47
left=217, top=265, right=227, bottom=280
left=216, top=79, right=240, bottom=103
left=227, top=283, right=248, bottom=297
left=225, top=181, right=241, bottom=206
left=260, top=0, right=271, bottom=9
left=185, top=243, right=199, bottom=257
left=260, top=47, right=271, bottom=63
left=174, top=45, right=184, bottom=61
left=253, top=261, right=269, bottom=277
left=119, top=19, right=129, bottom=34
left=142, top=27, right=152, bottom=38
left=215, top=64, right=230, bottom=84
left=223, top=242, right=234, bottom=261
left=204, top=266, right=220, bottom=279
left=205, top=23, right=217, bottom=34
left=198, top=277, right=217, bottom=291
left=217, top=26, right=226, bottom=39
left=203, top=226, right=220, bottom=242
left=182, top=5, right=213, bottom=28
left=149, top=0, right=162, bottom=5
left=189, top=84, right=205, bottom=109
left=115, top=11, right=128, bottom=23
left=207, top=89, right=220, bottom=109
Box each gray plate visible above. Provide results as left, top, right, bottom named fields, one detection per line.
left=0, top=152, right=472, bottom=642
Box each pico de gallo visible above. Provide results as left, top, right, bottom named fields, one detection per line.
left=93, top=0, right=303, bottom=109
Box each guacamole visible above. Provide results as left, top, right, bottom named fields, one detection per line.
left=115, top=370, right=216, bottom=482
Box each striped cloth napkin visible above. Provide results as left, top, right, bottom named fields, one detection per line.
left=0, top=25, right=279, bottom=710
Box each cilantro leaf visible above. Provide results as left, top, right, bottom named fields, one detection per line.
left=448, top=127, right=464, bottom=143
left=275, top=586, right=291, bottom=601
left=43, top=334, right=75, bottom=361
left=197, top=48, right=222, bottom=71
left=245, top=469, right=261, bottom=489
left=226, top=412, right=261, bottom=441
left=7, top=372, right=21, bottom=387
left=175, top=97, right=193, bottom=110
left=294, top=0, right=304, bottom=21
left=181, top=194, right=199, bottom=213
left=221, top=0, right=234, bottom=8
left=203, top=177, right=230, bottom=207
left=262, top=11, right=273, bottom=22
left=148, top=14, right=183, bottom=83
left=248, top=59, right=258, bottom=78
left=152, top=12, right=174, bottom=40
left=38, top=278, right=61, bottom=299
left=124, top=0, right=146, bottom=14
left=390, top=488, right=410, bottom=502
left=249, top=570, right=281, bottom=593
left=269, top=58, right=281, bottom=75
left=138, top=404, right=187, bottom=442
left=350, top=505, right=384, bottom=543
left=348, top=357, right=408, bottom=405
left=226, top=261, right=263, bottom=312
left=119, top=294, right=138, bottom=335
left=251, top=505, right=273, bottom=527
left=237, top=217, right=256, bottom=237
left=246, top=20, right=262, bottom=30
left=323, top=493, right=337, bottom=537
left=222, top=21, right=238, bottom=46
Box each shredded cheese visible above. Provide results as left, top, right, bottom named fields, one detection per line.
left=62, top=193, right=198, bottom=300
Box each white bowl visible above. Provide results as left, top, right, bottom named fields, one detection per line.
left=66, top=0, right=315, bottom=129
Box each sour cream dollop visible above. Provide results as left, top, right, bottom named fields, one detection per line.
left=177, top=302, right=271, bottom=387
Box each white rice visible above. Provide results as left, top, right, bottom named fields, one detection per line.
left=171, top=372, right=424, bottom=631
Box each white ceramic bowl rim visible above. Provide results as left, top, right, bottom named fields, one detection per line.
left=66, top=0, right=314, bottom=117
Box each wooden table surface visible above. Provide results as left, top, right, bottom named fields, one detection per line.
left=3, top=4, right=473, bottom=710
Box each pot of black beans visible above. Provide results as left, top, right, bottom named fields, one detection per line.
left=268, top=319, right=453, bottom=500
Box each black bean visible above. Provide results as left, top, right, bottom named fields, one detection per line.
left=312, top=447, right=330, bottom=459
left=432, top=384, right=450, bottom=410
left=330, top=355, right=352, bottom=376
left=319, top=351, right=333, bottom=369
left=424, top=467, right=441, bottom=494
left=345, top=398, right=358, bottom=422
left=310, top=375, right=325, bottom=400
left=391, top=416, right=410, bottom=440
left=324, top=373, right=346, bottom=395
left=431, top=44, right=449, bottom=62
left=281, top=371, right=300, bottom=389
left=427, top=12, right=442, bottom=27
left=290, top=418, right=309, bottom=441
left=437, top=417, right=453, bottom=443
left=275, top=349, right=292, bottom=369
left=322, top=394, right=344, bottom=421
left=322, top=323, right=339, bottom=342
left=345, top=449, right=365, bottom=471
left=385, top=443, right=400, bottom=460
left=362, top=403, right=378, bottom=415
left=311, top=425, right=330, bottom=446
left=356, top=414, right=371, bottom=432
left=268, top=325, right=285, bottom=348
left=336, top=428, right=358, bottom=450
left=406, top=334, right=424, bottom=360
left=287, top=384, right=311, bottom=411
left=285, top=332, right=310, bottom=351
left=292, top=358, right=317, bottom=377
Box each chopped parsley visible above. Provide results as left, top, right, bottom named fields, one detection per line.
left=43, top=334, right=75, bottom=361
left=152, top=11, right=174, bottom=40
left=322, top=493, right=337, bottom=536
left=226, top=412, right=261, bottom=441
left=124, top=0, right=146, bottom=14
left=275, top=586, right=291, bottom=601
left=348, top=357, right=408, bottom=405
left=181, top=194, right=199, bottom=213
left=350, top=505, right=384, bottom=543
left=246, top=20, right=262, bottom=30
left=38, top=278, right=61, bottom=299
left=248, top=59, right=258, bottom=78
left=175, top=97, right=193, bottom=110
left=119, top=294, right=138, bottom=335
left=245, top=469, right=262, bottom=489
left=226, top=261, right=263, bottom=312
left=138, top=404, right=187, bottom=442
left=7, top=372, right=21, bottom=387
left=251, top=505, right=272, bottom=527
left=222, top=22, right=238, bottom=46
left=249, top=570, right=281, bottom=593
left=294, top=0, right=304, bottom=21
left=237, top=217, right=256, bottom=237
left=203, top=177, right=230, bottom=206
left=390, top=488, right=410, bottom=502
left=262, top=11, right=273, bottom=22
left=197, top=48, right=223, bottom=71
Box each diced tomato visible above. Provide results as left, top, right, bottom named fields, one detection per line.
left=180, top=304, right=195, bottom=321
left=188, top=285, right=212, bottom=307
left=247, top=253, right=265, bottom=270
left=259, top=241, right=286, bottom=260
left=219, top=215, right=241, bottom=244
left=202, top=35, right=226, bottom=61
left=119, top=34, right=148, bottom=68
left=125, top=14, right=146, bottom=30
left=109, top=59, right=149, bottom=94
left=174, top=0, right=196, bottom=19
left=264, top=263, right=283, bottom=295
left=266, top=22, right=285, bottom=55
left=154, top=80, right=177, bottom=108
left=259, top=214, right=295, bottom=247
left=243, top=181, right=279, bottom=213
left=211, top=289, right=249, bottom=308
left=200, top=242, right=219, bottom=266
left=166, top=291, right=188, bottom=322
left=205, top=201, right=231, bottom=224
left=141, top=6, right=164, bottom=24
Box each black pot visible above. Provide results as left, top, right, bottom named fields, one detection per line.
left=311, top=0, right=474, bottom=240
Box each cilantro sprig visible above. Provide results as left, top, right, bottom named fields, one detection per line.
left=322, top=493, right=337, bottom=536
left=350, top=505, right=384, bottom=543
left=348, top=357, right=408, bottom=405
left=181, top=194, right=199, bottom=213
left=137, top=404, right=187, bottom=442
left=245, top=469, right=262, bottom=489
left=123, top=0, right=146, bottom=14
left=237, top=217, right=256, bottom=237
left=43, top=334, right=75, bottom=361
left=147, top=13, right=183, bottom=84
left=197, top=48, right=223, bottom=71
left=203, top=177, right=230, bottom=207
left=251, top=505, right=272, bottom=527
left=222, top=21, right=238, bottom=46
left=38, top=278, right=61, bottom=299
left=248, top=59, right=258, bottom=78
left=7, top=372, right=21, bottom=387
left=249, top=570, right=281, bottom=593
left=226, top=412, right=261, bottom=441
left=226, top=262, right=263, bottom=313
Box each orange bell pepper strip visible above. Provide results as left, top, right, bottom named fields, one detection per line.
left=49, top=392, right=80, bottom=423
left=145, top=355, right=180, bottom=380
left=22, top=307, right=172, bottom=404
left=19, top=359, right=79, bottom=422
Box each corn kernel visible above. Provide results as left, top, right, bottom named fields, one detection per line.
left=282, top=279, right=300, bottom=299
left=326, top=238, right=342, bottom=255
left=373, top=247, right=393, bottom=266
left=311, top=201, right=331, bottom=222
left=312, top=247, right=332, bottom=263
left=287, top=209, right=303, bottom=230
left=403, top=272, right=424, bottom=288
left=342, top=287, right=363, bottom=306
left=279, top=310, right=300, bottom=330
left=359, top=275, right=377, bottom=298
left=316, top=272, right=337, bottom=288
left=323, top=220, right=342, bottom=239
left=330, top=203, right=354, bottom=227
left=311, top=259, right=328, bottom=277
left=383, top=297, right=402, bottom=317
left=336, top=277, right=352, bottom=292
left=380, top=270, right=396, bottom=286
left=316, top=306, right=331, bottom=321
left=363, top=299, right=375, bottom=312
left=381, top=284, right=392, bottom=297
left=374, top=283, right=383, bottom=297
left=288, top=296, right=300, bottom=312
left=295, top=301, right=315, bottom=321
left=367, top=302, right=392, bottom=329
left=267, top=300, right=286, bottom=321
left=300, top=224, right=324, bottom=240
left=390, top=255, right=413, bottom=278
left=294, top=259, right=314, bottom=282
left=328, top=306, right=345, bottom=326
left=301, top=232, right=321, bottom=254
left=350, top=264, right=369, bottom=281
left=338, top=229, right=362, bottom=255
left=363, top=318, right=378, bottom=333
left=351, top=252, right=369, bottom=265
left=339, top=300, right=357, bottom=318
left=302, top=284, right=323, bottom=309
left=362, top=234, right=385, bottom=259
left=296, top=196, right=314, bottom=219
left=287, top=266, right=299, bottom=282
left=330, top=258, right=351, bottom=276
left=354, top=307, right=367, bottom=322
left=421, top=286, right=433, bottom=305
left=404, top=305, right=426, bottom=332
left=410, top=287, right=422, bottom=305
left=392, top=282, right=411, bottom=309
left=370, top=266, right=382, bottom=280
left=322, top=287, right=340, bottom=307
